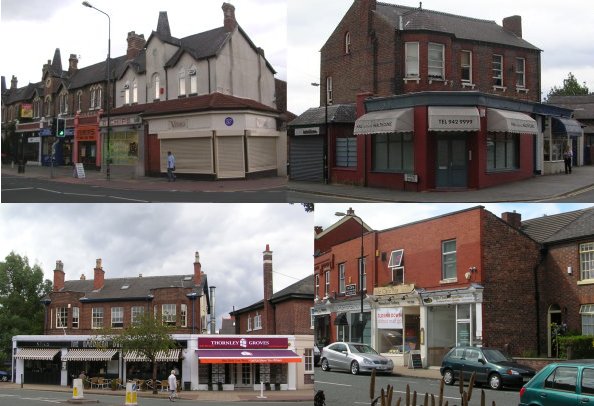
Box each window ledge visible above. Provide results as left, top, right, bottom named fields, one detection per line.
left=516, top=87, right=529, bottom=94
left=403, top=77, right=420, bottom=84
left=462, top=82, right=476, bottom=89
left=577, top=279, right=594, bottom=286
left=439, top=278, right=458, bottom=284
left=492, top=85, right=507, bottom=92
left=428, top=77, right=446, bottom=84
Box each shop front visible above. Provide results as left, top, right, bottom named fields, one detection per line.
left=100, top=113, right=145, bottom=178
left=313, top=298, right=373, bottom=346
left=14, top=347, right=61, bottom=385
left=74, top=114, right=102, bottom=169
left=196, top=336, right=301, bottom=391
left=15, top=122, right=42, bottom=166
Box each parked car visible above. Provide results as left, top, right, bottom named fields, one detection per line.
left=313, top=345, right=321, bottom=366
left=0, top=370, right=11, bottom=382
left=519, top=360, right=594, bottom=406
left=320, top=342, right=394, bottom=375
left=440, top=346, right=535, bottom=390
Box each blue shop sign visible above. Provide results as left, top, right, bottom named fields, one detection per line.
left=39, top=128, right=52, bottom=136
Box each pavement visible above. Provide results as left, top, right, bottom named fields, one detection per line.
left=0, top=367, right=441, bottom=402
left=3, top=162, right=594, bottom=202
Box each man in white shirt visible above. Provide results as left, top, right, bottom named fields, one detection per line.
left=167, top=151, right=176, bottom=182
left=168, top=370, right=177, bottom=401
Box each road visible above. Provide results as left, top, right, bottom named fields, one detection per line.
left=314, top=368, right=521, bottom=406
left=0, top=388, right=307, bottom=406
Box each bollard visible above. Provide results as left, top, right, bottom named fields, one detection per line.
left=125, top=382, right=138, bottom=406
left=257, top=381, right=267, bottom=399
left=72, top=378, right=85, bottom=400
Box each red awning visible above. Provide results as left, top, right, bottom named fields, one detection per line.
left=197, top=349, right=302, bottom=364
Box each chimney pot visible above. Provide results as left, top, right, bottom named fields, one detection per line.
left=194, top=251, right=202, bottom=286
left=80, top=274, right=86, bottom=280
left=93, top=258, right=105, bottom=290
left=222, top=2, right=237, bottom=32
left=53, top=260, right=65, bottom=291
left=10, top=75, right=17, bottom=90
left=502, top=211, right=522, bottom=229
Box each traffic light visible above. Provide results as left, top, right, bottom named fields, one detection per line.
left=57, top=118, right=65, bottom=137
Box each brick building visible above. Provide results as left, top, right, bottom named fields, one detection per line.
left=314, top=206, right=547, bottom=367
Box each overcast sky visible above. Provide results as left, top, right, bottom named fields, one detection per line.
left=0, top=203, right=312, bottom=331
left=0, top=0, right=287, bottom=85
left=314, top=203, right=594, bottom=232
left=288, top=0, right=594, bottom=115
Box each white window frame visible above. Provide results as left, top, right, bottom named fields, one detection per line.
left=492, top=54, right=504, bottom=87
left=442, top=239, right=457, bottom=281
left=131, top=306, right=144, bottom=324
left=162, top=304, right=176, bottom=326
left=304, top=348, right=314, bottom=372
left=388, top=249, right=404, bottom=284
left=179, top=68, right=186, bottom=96
left=580, top=304, right=594, bottom=335
left=516, top=57, right=526, bottom=88
left=153, top=73, right=160, bottom=100
left=181, top=303, right=188, bottom=327
left=581, top=242, right=594, bottom=281
left=56, top=307, right=68, bottom=328
left=189, top=67, right=197, bottom=95
left=405, top=42, right=420, bottom=78
left=310, top=307, right=315, bottom=329
left=72, top=306, right=79, bottom=329
left=111, top=307, right=124, bottom=328
left=254, top=312, right=262, bottom=330
left=92, top=307, right=104, bottom=329
left=461, top=50, right=472, bottom=83
left=315, top=274, right=320, bottom=299
left=345, top=32, right=351, bottom=54
left=132, top=80, right=138, bottom=103
left=326, top=76, right=333, bottom=105
left=428, top=42, right=445, bottom=79
left=124, top=81, right=130, bottom=105
left=359, top=257, right=367, bottom=291
left=324, top=270, right=330, bottom=297
left=247, top=316, right=252, bottom=332
left=59, top=92, right=68, bottom=114
left=338, top=263, right=346, bottom=293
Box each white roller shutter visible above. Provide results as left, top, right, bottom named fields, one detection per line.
left=216, top=136, right=245, bottom=178
left=247, top=136, right=277, bottom=172
left=160, top=138, right=213, bottom=174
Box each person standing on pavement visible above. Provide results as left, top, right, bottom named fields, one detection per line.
left=563, top=144, right=573, bottom=174
left=167, top=151, right=176, bottom=182
left=168, top=370, right=177, bottom=401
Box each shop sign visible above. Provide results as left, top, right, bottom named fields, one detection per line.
left=377, top=307, right=403, bottom=329
left=422, top=292, right=478, bottom=305
left=100, top=116, right=141, bottom=127
left=312, top=305, right=331, bottom=315
left=198, top=337, right=289, bottom=349
left=335, top=302, right=371, bottom=312
left=28, top=137, right=41, bottom=143
left=374, top=284, right=415, bottom=296
left=345, top=284, right=357, bottom=296
left=39, top=128, right=52, bottom=136
left=168, top=119, right=187, bottom=129
left=20, top=103, right=33, bottom=118
left=294, top=127, right=321, bottom=136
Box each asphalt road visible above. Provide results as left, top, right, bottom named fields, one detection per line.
left=314, top=368, right=521, bottom=406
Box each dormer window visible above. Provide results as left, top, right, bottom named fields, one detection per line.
left=345, top=32, right=351, bottom=54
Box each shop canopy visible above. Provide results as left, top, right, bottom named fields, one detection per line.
left=61, top=349, right=118, bottom=361
left=487, top=108, right=538, bottom=134
left=353, top=108, right=413, bottom=135
left=552, top=117, right=583, bottom=138
left=14, top=348, right=61, bottom=360
left=334, top=312, right=349, bottom=325
left=428, top=106, right=480, bottom=131
left=196, top=349, right=302, bottom=364
left=124, top=349, right=181, bottom=362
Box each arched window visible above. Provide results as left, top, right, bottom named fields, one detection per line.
left=59, top=91, right=69, bottom=114
left=189, top=65, right=197, bottom=95
left=178, top=68, right=186, bottom=96
left=345, top=32, right=351, bottom=54
left=124, top=81, right=130, bottom=105
left=33, top=97, right=41, bottom=118
left=153, top=73, right=160, bottom=100
left=44, top=96, right=52, bottom=116
left=76, top=91, right=83, bottom=112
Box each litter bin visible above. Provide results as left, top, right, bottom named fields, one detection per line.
left=17, top=161, right=25, bottom=173
left=183, top=381, right=190, bottom=391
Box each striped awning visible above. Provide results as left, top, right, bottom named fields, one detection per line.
left=14, top=348, right=61, bottom=360
left=124, top=349, right=181, bottom=362
left=61, top=349, right=118, bottom=361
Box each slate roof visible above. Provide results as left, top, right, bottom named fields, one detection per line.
left=116, top=50, right=147, bottom=79
left=47, top=274, right=206, bottom=302
left=69, top=55, right=128, bottom=90
left=375, top=2, right=540, bottom=50
left=521, top=207, right=594, bottom=244
left=547, top=95, right=594, bottom=120
left=166, top=27, right=231, bottom=68
left=3, top=82, right=42, bottom=104
left=289, top=104, right=356, bottom=127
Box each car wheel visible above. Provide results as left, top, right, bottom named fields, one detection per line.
left=442, top=369, right=455, bottom=385
left=321, top=358, right=330, bottom=372
left=351, top=361, right=360, bottom=375
left=488, top=373, right=502, bottom=390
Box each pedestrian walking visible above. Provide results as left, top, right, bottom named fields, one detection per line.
left=563, top=145, right=573, bottom=174
left=168, top=370, right=177, bottom=402
left=167, top=151, right=176, bottom=182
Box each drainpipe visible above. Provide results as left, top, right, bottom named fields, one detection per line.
left=534, top=246, right=548, bottom=355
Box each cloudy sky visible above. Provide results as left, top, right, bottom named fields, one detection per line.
left=314, top=203, right=594, bottom=232
left=288, top=0, right=594, bottom=114
left=0, top=203, right=312, bottom=330
left=0, top=0, right=287, bottom=84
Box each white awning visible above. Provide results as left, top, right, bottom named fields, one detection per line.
left=428, top=106, right=480, bottom=131
left=353, top=108, right=413, bottom=135
left=487, top=108, right=538, bottom=134
left=61, top=349, right=118, bottom=361
left=124, top=349, right=181, bottom=362
left=14, top=348, right=60, bottom=360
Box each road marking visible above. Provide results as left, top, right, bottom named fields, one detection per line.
left=1, top=187, right=34, bottom=191
left=315, top=381, right=352, bottom=387
left=37, top=188, right=63, bottom=194
left=62, top=192, right=106, bottom=197
left=107, top=196, right=150, bottom=202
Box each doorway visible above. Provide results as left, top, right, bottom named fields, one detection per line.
left=548, top=304, right=563, bottom=358
left=436, top=135, right=467, bottom=188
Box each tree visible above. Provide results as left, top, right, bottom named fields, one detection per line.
left=546, top=72, right=590, bottom=100
left=0, top=252, right=52, bottom=363
left=102, top=314, right=178, bottom=394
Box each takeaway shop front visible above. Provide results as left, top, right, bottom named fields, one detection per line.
left=196, top=336, right=301, bottom=391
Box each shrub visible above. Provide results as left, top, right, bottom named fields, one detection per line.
left=558, top=335, right=594, bottom=359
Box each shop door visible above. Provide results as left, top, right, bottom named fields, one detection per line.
left=145, top=134, right=161, bottom=176
left=236, top=363, right=252, bottom=388
left=436, top=136, right=467, bottom=188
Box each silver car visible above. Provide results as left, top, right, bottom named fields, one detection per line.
left=320, top=342, right=394, bottom=375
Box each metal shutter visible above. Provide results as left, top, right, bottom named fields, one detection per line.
left=216, top=136, right=245, bottom=178
left=247, top=136, right=277, bottom=172
left=289, top=135, right=324, bottom=181
left=160, top=138, right=213, bottom=173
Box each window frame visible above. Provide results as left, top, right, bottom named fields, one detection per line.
left=428, top=42, right=445, bottom=79
left=111, top=306, right=124, bottom=328
left=189, top=67, right=198, bottom=95
left=371, top=132, right=415, bottom=172
left=345, top=32, right=351, bottom=55
left=486, top=132, right=519, bottom=171
left=441, top=239, right=457, bottom=281
left=326, top=76, right=333, bottom=105
left=153, top=73, right=160, bottom=100
left=179, top=68, right=186, bottom=96
left=181, top=303, right=188, bottom=327
left=492, top=54, right=504, bottom=87
left=338, top=263, right=346, bottom=294
left=315, top=274, right=320, bottom=299
left=324, top=270, right=330, bottom=297
left=358, top=257, right=367, bottom=292
left=124, top=81, right=130, bottom=105
left=247, top=316, right=252, bottom=332
left=162, top=304, right=176, bottom=326
left=580, top=242, right=594, bottom=281
left=405, top=42, right=420, bottom=78
left=131, top=306, right=145, bottom=324
left=304, top=348, right=314, bottom=372
left=254, top=312, right=262, bottom=330
left=72, top=306, right=79, bottom=329
left=461, top=50, right=472, bottom=83
left=515, top=57, right=526, bottom=88
left=92, top=307, right=104, bottom=329
left=335, top=137, right=357, bottom=167
left=132, top=80, right=138, bottom=104
left=56, top=307, right=68, bottom=328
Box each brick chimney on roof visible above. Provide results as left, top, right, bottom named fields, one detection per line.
left=53, top=260, right=65, bottom=291
left=222, top=3, right=237, bottom=32
left=314, top=226, right=323, bottom=235
left=10, top=75, right=17, bottom=90
left=503, top=15, right=522, bottom=38
left=263, top=244, right=275, bottom=334
left=194, top=251, right=202, bottom=286
left=502, top=211, right=522, bottom=229
left=68, top=54, right=78, bottom=74
left=127, top=31, right=146, bottom=60
left=93, top=258, right=105, bottom=290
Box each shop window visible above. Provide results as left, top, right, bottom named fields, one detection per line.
left=405, top=42, right=419, bottom=78
left=580, top=243, right=594, bottom=281
left=441, top=240, right=457, bottom=281
left=544, top=137, right=565, bottom=162
left=324, top=270, right=330, bottom=297
left=516, top=57, right=526, bottom=88
left=456, top=304, right=472, bottom=346
left=131, top=306, right=144, bottom=324
left=304, top=348, right=314, bottom=372
left=111, top=307, right=124, bottom=328
left=580, top=304, right=594, bottom=335
left=371, top=132, right=414, bottom=172
left=254, top=313, right=262, bottom=330
left=461, top=51, right=472, bottom=83
left=345, top=32, right=351, bottom=55
left=162, top=304, right=176, bottom=326
left=492, top=54, right=503, bottom=86
left=338, top=263, right=346, bottom=293
left=72, top=306, right=79, bottom=329
left=336, top=137, right=357, bottom=167
left=56, top=307, right=68, bottom=328
left=92, top=307, right=104, bottom=329
left=181, top=304, right=187, bottom=327
left=428, top=43, right=444, bottom=79
left=486, top=133, right=519, bottom=171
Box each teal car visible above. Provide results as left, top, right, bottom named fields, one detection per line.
left=519, top=361, right=594, bottom=405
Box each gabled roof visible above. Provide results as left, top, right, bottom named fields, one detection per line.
left=315, top=214, right=373, bottom=241
left=547, top=95, right=594, bottom=120
left=3, top=82, right=42, bottom=104
left=289, top=104, right=356, bottom=127
left=375, top=2, right=540, bottom=50
left=116, top=50, right=147, bottom=80
left=69, top=55, right=128, bottom=90
left=165, top=27, right=230, bottom=68
left=521, top=207, right=594, bottom=244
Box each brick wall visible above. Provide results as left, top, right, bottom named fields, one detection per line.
left=274, top=299, right=314, bottom=335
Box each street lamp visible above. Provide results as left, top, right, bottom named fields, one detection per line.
left=82, top=1, right=111, bottom=180
left=311, top=82, right=328, bottom=184
left=335, top=210, right=366, bottom=343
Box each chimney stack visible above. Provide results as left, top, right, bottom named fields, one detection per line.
left=10, top=75, right=17, bottom=90
left=209, top=286, right=216, bottom=334
left=193, top=251, right=202, bottom=286
left=68, top=54, right=78, bottom=73
left=80, top=274, right=86, bottom=280
left=502, top=211, right=522, bottom=229
left=93, top=258, right=105, bottom=290
left=53, top=260, right=65, bottom=291
left=156, top=11, right=171, bottom=37
left=263, top=244, right=275, bottom=334
left=222, top=3, right=237, bottom=32
left=126, top=31, right=146, bottom=60
left=502, top=15, right=522, bottom=38
left=314, top=226, right=323, bottom=235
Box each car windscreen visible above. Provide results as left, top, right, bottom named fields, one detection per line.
left=349, top=344, right=378, bottom=355
left=482, top=349, right=512, bottom=362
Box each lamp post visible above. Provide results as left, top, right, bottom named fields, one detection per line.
left=335, top=210, right=365, bottom=343
left=311, top=82, right=328, bottom=184
left=82, top=1, right=111, bottom=180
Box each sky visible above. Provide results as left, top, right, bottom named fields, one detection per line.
left=0, top=0, right=287, bottom=84
left=0, top=203, right=313, bottom=331
left=288, top=0, right=594, bottom=115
